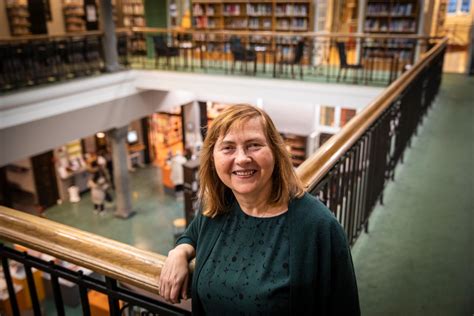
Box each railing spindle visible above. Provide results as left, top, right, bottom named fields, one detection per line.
left=49, top=261, right=65, bottom=316
left=23, top=256, right=42, bottom=316
left=1, top=245, right=21, bottom=316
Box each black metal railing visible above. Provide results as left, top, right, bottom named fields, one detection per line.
left=0, top=244, right=190, bottom=316
left=0, top=32, right=106, bottom=93
left=127, top=28, right=439, bottom=85
left=302, top=43, right=446, bottom=246
left=1, top=29, right=441, bottom=93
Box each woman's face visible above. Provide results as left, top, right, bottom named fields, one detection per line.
left=213, top=118, right=275, bottom=201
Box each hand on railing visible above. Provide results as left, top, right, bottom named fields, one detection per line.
left=158, top=243, right=195, bottom=304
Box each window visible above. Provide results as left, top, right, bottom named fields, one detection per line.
left=447, top=0, right=471, bottom=14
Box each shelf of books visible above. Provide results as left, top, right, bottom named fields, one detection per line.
left=6, top=0, right=31, bottom=36
left=364, top=0, right=420, bottom=64
left=191, top=0, right=312, bottom=32
left=150, top=112, right=183, bottom=166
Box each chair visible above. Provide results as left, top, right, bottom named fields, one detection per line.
left=336, top=41, right=364, bottom=83
left=117, top=35, right=129, bottom=67
left=153, top=36, right=180, bottom=69
left=278, top=39, right=305, bottom=79
left=229, top=36, right=256, bottom=74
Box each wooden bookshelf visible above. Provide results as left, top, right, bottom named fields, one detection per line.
left=364, top=0, right=420, bottom=64
left=150, top=113, right=184, bottom=166
left=364, top=0, right=419, bottom=34
left=193, top=1, right=223, bottom=29
left=191, top=0, right=313, bottom=32
left=281, top=133, right=307, bottom=167
left=121, top=0, right=146, bottom=27
left=63, top=0, right=86, bottom=33
left=121, top=0, right=146, bottom=55
left=6, top=1, right=31, bottom=36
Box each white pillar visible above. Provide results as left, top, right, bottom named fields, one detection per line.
left=356, top=0, right=367, bottom=64
left=109, top=126, right=134, bottom=219
left=99, top=0, right=120, bottom=72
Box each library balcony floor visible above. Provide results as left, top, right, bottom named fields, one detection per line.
left=40, top=73, right=472, bottom=314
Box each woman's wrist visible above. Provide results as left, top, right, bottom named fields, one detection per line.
left=169, top=244, right=195, bottom=261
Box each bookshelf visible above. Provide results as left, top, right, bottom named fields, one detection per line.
left=121, top=0, right=146, bottom=27
left=364, top=0, right=420, bottom=64
left=275, top=1, right=311, bottom=32
left=191, top=0, right=313, bottom=32
left=6, top=1, right=31, bottom=36
left=364, top=0, right=419, bottom=34
left=281, top=133, right=308, bottom=167
left=192, top=1, right=223, bottom=29
left=63, top=0, right=86, bottom=33
left=150, top=112, right=184, bottom=166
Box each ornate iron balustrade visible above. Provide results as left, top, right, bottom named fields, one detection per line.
left=297, top=39, right=447, bottom=245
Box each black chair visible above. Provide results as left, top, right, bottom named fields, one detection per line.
left=336, top=41, right=364, bottom=83
left=153, top=36, right=180, bottom=69
left=117, top=35, right=129, bottom=67
left=278, top=39, right=305, bottom=79
left=84, top=36, right=103, bottom=74
left=229, top=36, right=256, bottom=74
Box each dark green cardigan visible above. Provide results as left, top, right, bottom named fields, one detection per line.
left=176, top=192, right=360, bottom=315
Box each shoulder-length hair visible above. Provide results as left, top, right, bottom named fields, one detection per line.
left=199, top=104, right=304, bottom=218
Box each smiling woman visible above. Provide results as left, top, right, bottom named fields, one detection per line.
left=158, top=104, right=360, bottom=315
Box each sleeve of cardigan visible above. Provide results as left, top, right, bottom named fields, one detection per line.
left=175, top=213, right=203, bottom=248
left=329, top=221, right=361, bottom=316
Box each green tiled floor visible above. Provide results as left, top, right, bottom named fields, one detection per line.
left=45, top=166, right=184, bottom=256
left=351, top=73, right=474, bottom=315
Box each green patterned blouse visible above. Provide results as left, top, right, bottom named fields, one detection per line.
left=197, top=206, right=290, bottom=315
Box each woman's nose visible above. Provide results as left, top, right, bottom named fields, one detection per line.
left=235, top=148, right=251, bottom=163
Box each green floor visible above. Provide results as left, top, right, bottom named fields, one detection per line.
left=351, top=73, right=474, bottom=315
left=42, top=73, right=473, bottom=314
left=45, top=166, right=184, bottom=256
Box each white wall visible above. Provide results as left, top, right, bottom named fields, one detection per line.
left=0, top=70, right=382, bottom=166
left=0, top=89, right=197, bottom=167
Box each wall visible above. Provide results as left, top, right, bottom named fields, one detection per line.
left=0, top=1, right=11, bottom=37
left=47, top=0, right=65, bottom=35
left=443, top=4, right=474, bottom=73
left=0, top=89, right=196, bottom=166
left=1, top=70, right=382, bottom=166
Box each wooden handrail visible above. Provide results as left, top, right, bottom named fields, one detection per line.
left=296, top=37, right=448, bottom=190
left=0, top=30, right=104, bottom=42
left=132, top=26, right=443, bottom=40
left=0, top=205, right=167, bottom=294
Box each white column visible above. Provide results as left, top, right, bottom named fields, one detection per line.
left=356, top=0, right=367, bottom=64
left=99, top=0, right=120, bottom=72
left=109, top=126, right=134, bottom=219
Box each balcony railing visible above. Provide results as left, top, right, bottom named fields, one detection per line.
left=0, top=37, right=446, bottom=315
left=1, top=29, right=442, bottom=93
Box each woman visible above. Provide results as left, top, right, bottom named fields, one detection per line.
left=159, top=104, right=360, bottom=315
left=88, top=170, right=109, bottom=215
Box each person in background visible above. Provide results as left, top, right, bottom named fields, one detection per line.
left=158, top=104, right=360, bottom=315
left=170, top=151, right=187, bottom=194
left=87, top=161, right=109, bottom=216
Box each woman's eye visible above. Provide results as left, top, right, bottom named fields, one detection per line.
left=248, top=143, right=262, bottom=150
left=221, top=146, right=234, bottom=153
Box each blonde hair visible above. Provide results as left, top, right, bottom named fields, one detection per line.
left=199, top=104, right=304, bottom=217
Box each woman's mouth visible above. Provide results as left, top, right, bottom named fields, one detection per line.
left=232, top=170, right=257, bottom=177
